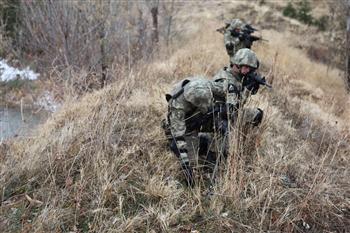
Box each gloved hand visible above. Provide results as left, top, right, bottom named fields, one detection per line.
left=181, top=161, right=195, bottom=187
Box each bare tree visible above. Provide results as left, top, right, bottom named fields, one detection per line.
left=0, top=0, right=183, bottom=93
left=163, top=0, right=175, bottom=47
left=146, top=0, right=159, bottom=54
left=327, top=0, right=350, bottom=91
left=346, top=1, right=350, bottom=91
left=96, top=0, right=111, bottom=88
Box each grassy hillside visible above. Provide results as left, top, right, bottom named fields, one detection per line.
left=1, top=2, right=349, bottom=232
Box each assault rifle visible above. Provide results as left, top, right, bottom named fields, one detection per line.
left=239, top=32, right=268, bottom=43
left=248, top=72, right=272, bottom=88
left=243, top=24, right=258, bottom=34
left=242, top=24, right=268, bottom=42
left=229, top=29, right=267, bottom=49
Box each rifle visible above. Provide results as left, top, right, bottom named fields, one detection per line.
left=243, top=24, right=268, bottom=41
left=243, top=24, right=258, bottom=34
left=239, top=32, right=268, bottom=43
left=248, top=72, right=272, bottom=88
left=217, top=22, right=268, bottom=41
left=228, top=30, right=267, bottom=49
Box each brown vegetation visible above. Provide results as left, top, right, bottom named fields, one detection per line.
left=1, top=1, right=349, bottom=232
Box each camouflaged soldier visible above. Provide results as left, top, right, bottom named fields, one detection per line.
left=213, top=48, right=264, bottom=128
left=164, top=49, right=266, bottom=186
left=222, top=19, right=247, bottom=57
left=164, top=77, right=237, bottom=187
left=219, top=19, right=261, bottom=58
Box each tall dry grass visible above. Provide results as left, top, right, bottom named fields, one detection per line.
left=1, top=2, right=350, bottom=233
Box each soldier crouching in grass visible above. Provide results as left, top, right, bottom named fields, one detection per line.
left=162, top=48, right=269, bottom=187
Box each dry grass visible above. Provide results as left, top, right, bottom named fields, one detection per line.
left=1, top=2, right=350, bottom=233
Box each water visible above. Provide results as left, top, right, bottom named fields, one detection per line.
left=0, top=107, right=46, bottom=140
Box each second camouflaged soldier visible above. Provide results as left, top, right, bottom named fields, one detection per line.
left=163, top=48, right=266, bottom=187
left=212, top=48, right=264, bottom=125
left=219, top=19, right=262, bottom=58
left=222, top=19, right=246, bottom=57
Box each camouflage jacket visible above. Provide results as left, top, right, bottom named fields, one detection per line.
left=212, top=66, right=258, bottom=107
left=167, top=77, right=226, bottom=137
left=166, top=71, right=260, bottom=164
left=224, top=32, right=245, bottom=55
left=224, top=19, right=246, bottom=56
left=167, top=76, right=238, bottom=164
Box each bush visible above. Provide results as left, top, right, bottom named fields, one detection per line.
left=283, top=2, right=297, bottom=18
left=282, top=1, right=328, bottom=31
left=296, top=0, right=313, bottom=25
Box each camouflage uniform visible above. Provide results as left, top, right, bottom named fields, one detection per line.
left=213, top=48, right=263, bottom=126
left=166, top=77, right=234, bottom=159
left=224, top=19, right=246, bottom=57
left=213, top=68, right=262, bottom=126
left=165, top=49, right=264, bottom=186
left=165, top=76, right=239, bottom=186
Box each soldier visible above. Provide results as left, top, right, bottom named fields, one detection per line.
left=163, top=77, right=229, bottom=187
left=222, top=19, right=247, bottom=57
left=163, top=49, right=267, bottom=187
left=219, top=19, right=262, bottom=58
left=212, top=48, right=265, bottom=126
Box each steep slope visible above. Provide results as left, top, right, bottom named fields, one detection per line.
left=1, top=1, right=349, bottom=232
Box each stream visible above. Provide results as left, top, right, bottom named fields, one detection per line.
left=0, top=107, right=47, bottom=140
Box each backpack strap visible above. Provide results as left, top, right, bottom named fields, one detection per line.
left=165, top=79, right=191, bottom=102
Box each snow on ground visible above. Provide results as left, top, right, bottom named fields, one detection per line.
left=36, top=91, right=60, bottom=112
left=0, top=59, right=39, bottom=81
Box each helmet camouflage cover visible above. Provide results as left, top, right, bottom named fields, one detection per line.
left=230, top=48, right=259, bottom=68
left=226, top=19, right=245, bottom=30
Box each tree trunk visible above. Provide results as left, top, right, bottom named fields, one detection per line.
left=151, top=6, right=159, bottom=48
left=97, top=0, right=108, bottom=88
left=99, top=26, right=107, bottom=88
left=346, top=3, right=350, bottom=92
left=165, top=0, right=175, bottom=47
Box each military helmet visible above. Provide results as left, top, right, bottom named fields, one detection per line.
left=229, top=19, right=244, bottom=30
left=230, top=48, right=259, bottom=69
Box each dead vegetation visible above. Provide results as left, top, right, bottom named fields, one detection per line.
left=1, top=1, right=350, bottom=233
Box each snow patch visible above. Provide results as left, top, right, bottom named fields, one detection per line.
left=36, top=91, right=60, bottom=112
left=0, top=59, right=39, bottom=81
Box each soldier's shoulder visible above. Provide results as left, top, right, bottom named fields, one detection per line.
left=213, top=67, right=231, bottom=80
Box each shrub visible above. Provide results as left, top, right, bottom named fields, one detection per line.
left=282, top=1, right=328, bottom=31
left=283, top=2, right=297, bottom=18
left=296, top=0, right=313, bottom=25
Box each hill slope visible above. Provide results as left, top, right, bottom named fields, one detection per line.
left=1, top=1, right=349, bottom=232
